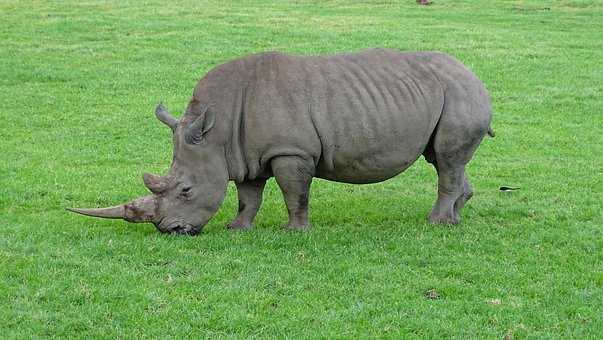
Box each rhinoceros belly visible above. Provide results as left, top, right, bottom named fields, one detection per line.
left=314, top=115, right=438, bottom=184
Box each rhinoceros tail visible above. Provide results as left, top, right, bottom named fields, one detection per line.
left=487, top=127, right=495, bottom=138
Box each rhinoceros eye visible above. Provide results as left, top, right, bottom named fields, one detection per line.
left=179, top=186, right=193, bottom=200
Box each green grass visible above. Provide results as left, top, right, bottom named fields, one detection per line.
left=1, top=0, right=602, bottom=337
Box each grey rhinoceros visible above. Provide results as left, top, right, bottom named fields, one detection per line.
left=69, top=48, right=493, bottom=235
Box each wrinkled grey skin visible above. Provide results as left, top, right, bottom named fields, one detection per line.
left=69, top=48, right=493, bottom=235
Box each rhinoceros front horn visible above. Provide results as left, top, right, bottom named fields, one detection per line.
left=67, top=195, right=156, bottom=223
left=67, top=205, right=125, bottom=219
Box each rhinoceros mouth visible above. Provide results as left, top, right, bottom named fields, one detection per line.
left=158, top=220, right=201, bottom=236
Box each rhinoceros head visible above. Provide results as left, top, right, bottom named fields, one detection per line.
left=69, top=101, right=229, bottom=235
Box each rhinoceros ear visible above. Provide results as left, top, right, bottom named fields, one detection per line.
left=155, top=103, right=178, bottom=132
left=185, top=106, right=215, bottom=145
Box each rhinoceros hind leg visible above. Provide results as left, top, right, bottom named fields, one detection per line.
left=425, top=126, right=485, bottom=224
left=423, top=135, right=477, bottom=224
left=424, top=145, right=457, bottom=224
left=227, top=179, right=267, bottom=230
left=428, top=161, right=464, bottom=225
left=424, top=73, right=490, bottom=224
left=453, top=174, right=474, bottom=215
left=428, top=169, right=474, bottom=224
left=271, top=156, right=315, bottom=230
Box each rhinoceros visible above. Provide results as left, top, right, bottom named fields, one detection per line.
left=69, top=48, right=493, bottom=235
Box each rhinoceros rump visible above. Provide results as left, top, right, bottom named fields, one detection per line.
left=69, top=49, right=493, bottom=235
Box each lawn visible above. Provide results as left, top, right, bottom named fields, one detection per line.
left=1, top=0, right=601, bottom=338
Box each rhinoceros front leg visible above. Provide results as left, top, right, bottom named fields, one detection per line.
left=271, top=156, right=315, bottom=230
left=227, top=179, right=267, bottom=230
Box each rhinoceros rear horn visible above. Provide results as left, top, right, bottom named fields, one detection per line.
left=155, top=103, right=178, bottom=131
left=143, top=172, right=169, bottom=194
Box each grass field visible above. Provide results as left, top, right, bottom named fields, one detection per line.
left=1, top=0, right=602, bottom=338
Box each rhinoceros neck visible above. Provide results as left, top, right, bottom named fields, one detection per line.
left=190, top=57, right=257, bottom=183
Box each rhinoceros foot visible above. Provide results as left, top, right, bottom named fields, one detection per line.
left=428, top=212, right=460, bottom=225
left=226, top=220, right=254, bottom=230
